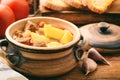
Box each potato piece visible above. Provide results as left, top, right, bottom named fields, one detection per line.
left=47, top=42, right=63, bottom=47
left=44, top=24, right=65, bottom=40
left=31, top=32, right=49, bottom=44
left=60, top=30, right=73, bottom=44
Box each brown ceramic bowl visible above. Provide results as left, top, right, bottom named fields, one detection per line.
left=5, top=17, right=82, bottom=77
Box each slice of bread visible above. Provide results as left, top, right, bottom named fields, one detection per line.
left=64, top=0, right=83, bottom=9
left=42, top=0, right=71, bottom=11
left=85, top=0, right=114, bottom=14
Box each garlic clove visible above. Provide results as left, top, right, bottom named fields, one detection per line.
left=87, top=48, right=110, bottom=65
left=82, top=58, right=97, bottom=75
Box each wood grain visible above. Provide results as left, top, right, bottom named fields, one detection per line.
left=40, top=9, right=120, bottom=26
left=1, top=40, right=120, bottom=79
left=26, top=53, right=120, bottom=80
left=39, top=0, right=120, bottom=26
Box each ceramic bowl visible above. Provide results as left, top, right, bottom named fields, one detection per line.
left=4, top=17, right=82, bottom=77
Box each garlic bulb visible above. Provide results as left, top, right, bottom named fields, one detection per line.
left=82, top=58, right=97, bottom=75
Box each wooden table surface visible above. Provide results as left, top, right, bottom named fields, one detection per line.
left=1, top=7, right=120, bottom=79
left=25, top=53, right=120, bottom=80
left=1, top=20, right=120, bottom=80
left=0, top=39, right=120, bottom=80
left=1, top=18, right=120, bottom=80
left=0, top=0, right=120, bottom=79
left=0, top=39, right=120, bottom=78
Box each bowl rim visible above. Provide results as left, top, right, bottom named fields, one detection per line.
left=5, top=17, right=80, bottom=50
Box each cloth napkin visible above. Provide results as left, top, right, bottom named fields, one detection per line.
left=0, top=48, right=28, bottom=80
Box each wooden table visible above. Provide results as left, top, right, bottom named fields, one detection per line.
left=0, top=39, right=120, bottom=80
left=37, top=5, right=120, bottom=79
left=1, top=15, right=120, bottom=80
left=25, top=53, right=120, bottom=80
left=1, top=3, right=120, bottom=78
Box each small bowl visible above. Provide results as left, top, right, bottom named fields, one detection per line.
left=5, top=17, right=82, bottom=77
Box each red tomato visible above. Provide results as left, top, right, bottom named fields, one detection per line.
left=1, top=0, right=30, bottom=20
left=0, top=4, right=15, bottom=39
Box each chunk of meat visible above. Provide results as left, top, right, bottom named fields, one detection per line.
left=33, top=41, right=46, bottom=47
left=13, top=30, right=23, bottom=39
left=24, top=20, right=38, bottom=32
left=15, top=37, right=31, bottom=45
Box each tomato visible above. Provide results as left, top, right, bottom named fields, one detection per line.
left=1, top=0, right=30, bottom=20
left=0, top=4, right=15, bottom=39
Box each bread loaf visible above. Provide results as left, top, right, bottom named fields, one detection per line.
left=64, top=0, right=83, bottom=9
left=40, top=0, right=116, bottom=14
left=85, top=0, right=114, bottom=14
left=42, top=0, right=71, bottom=11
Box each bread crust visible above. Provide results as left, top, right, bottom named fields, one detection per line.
left=85, top=0, right=114, bottom=14
left=42, top=0, right=71, bottom=11
left=40, top=0, right=115, bottom=14
left=64, top=0, right=83, bottom=9
left=106, top=0, right=120, bottom=13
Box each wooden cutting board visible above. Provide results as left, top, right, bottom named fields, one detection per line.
left=39, top=0, right=120, bottom=26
